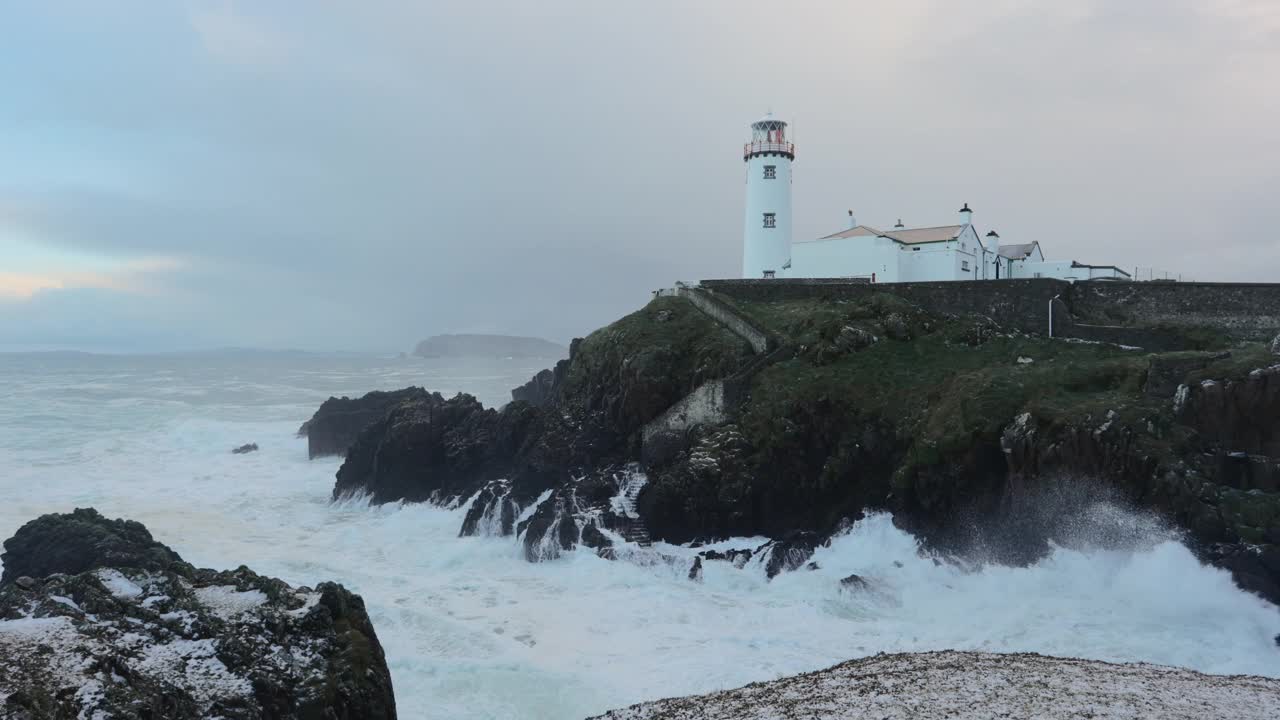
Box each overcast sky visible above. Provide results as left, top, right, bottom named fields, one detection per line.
left=2, top=1, right=1278, bottom=352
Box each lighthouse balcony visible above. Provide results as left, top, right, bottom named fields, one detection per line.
left=743, top=141, right=795, bottom=160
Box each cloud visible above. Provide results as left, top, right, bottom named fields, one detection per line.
left=0, top=1, right=1277, bottom=351
left=188, top=1, right=293, bottom=67
left=0, top=256, right=186, bottom=300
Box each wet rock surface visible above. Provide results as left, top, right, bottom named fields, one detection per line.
left=300, top=387, right=429, bottom=459
left=231, top=443, right=259, bottom=455
left=0, top=509, right=396, bottom=719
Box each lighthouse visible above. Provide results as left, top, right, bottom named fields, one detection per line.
left=742, top=113, right=794, bottom=279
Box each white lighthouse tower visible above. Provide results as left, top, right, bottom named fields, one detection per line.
left=741, top=113, right=794, bottom=279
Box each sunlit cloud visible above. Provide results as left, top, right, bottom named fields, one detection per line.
left=0, top=256, right=186, bottom=300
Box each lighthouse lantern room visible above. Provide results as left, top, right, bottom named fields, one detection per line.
left=742, top=113, right=795, bottom=279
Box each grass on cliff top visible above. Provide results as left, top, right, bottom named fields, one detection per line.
left=713, top=293, right=918, bottom=343
left=745, top=333, right=1150, bottom=447
left=729, top=292, right=1175, bottom=485
left=559, top=296, right=752, bottom=407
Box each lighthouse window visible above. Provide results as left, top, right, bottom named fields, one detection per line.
left=763, top=213, right=776, bottom=229
left=763, top=165, right=776, bottom=179
left=962, top=260, right=971, bottom=271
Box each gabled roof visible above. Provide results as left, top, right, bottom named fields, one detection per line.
left=998, top=242, right=1041, bottom=260
left=813, top=225, right=883, bottom=241
left=881, top=225, right=965, bottom=244
left=812, top=224, right=966, bottom=245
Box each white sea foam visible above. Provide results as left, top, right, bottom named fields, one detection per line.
left=0, top=352, right=1277, bottom=719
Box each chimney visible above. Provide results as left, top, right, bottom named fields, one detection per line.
left=847, top=210, right=856, bottom=230
left=894, top=218, right=905, bottom=229
left=959, top=203, right=973, bottom=226
left=985, top=230, right=1000, bottom=253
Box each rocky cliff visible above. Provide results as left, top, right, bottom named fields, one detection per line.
left=299, top=387, right=429, bottom=459
left=318, top=291, right=1280, bottom=603
left=0, top=509, right=396, bottom=719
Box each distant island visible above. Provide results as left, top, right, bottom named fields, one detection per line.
left=413, top=334, right=567, bottom=359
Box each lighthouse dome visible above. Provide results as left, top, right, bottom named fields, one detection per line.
left=751, top=113, right=787, bottom=130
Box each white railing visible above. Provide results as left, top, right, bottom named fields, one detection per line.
left=744, top=141, right=795, bottom=159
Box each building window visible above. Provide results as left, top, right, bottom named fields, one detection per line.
left=763, top=213, right=776, bottom=229
left=961, top=260, right=970, bottom=271
left=912, top=247, right=920, bottom=252
left=763, top=165, right=776, bottom=179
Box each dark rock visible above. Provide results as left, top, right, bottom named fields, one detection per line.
left=639, top=426, right=759, bottom=543
left=334, top=393, right=544, bottom=505
left=459, top=481, right=521, bottom=537
left=840, top=574, right=870, bottom=590
left=0, top=508, right=182, bottom=586
left=1178, top=368, right=1280, bottom=457
left=1204, top=543, right=1280, bottom=603
left=14, top=576, right=36, bottom=590
left=519, top=490, right=580, bottom=562
left=231, top=442, right=259, bottom=454
left=806, top=562, right=820, bottom=571
left=0, top=510, right=397, bottom=718
left=1271, top=332, right=1280, bottom=356
left=698, top=548, right=754, bottom=568
left=302, top=387, right=430, bottom=459
left=1144, top=352, right=1229, bottom=398
left=880, top=313, right=912, bottom=341
left=756, top=531, right=826, bottom=580
left=688, top=556, right=703, bottom=582
left=833, top=325, right=877, bottom=353
left=955, top=317, right=1001, bottom=346
left=511, top=358, right=571, bottom=407
left=580, top=520, right=612, bottom=552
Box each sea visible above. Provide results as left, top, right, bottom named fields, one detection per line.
left=1, top=351, right=1277, bottom=719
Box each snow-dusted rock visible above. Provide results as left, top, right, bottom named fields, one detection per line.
left=590, top=650, right=1280, bottom=720
left=0, top=508, right=396, bottom=719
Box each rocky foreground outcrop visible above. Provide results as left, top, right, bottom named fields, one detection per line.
left=589, top=650, right=1280, bottom=720
left=0, top=509, right=396, bottom=719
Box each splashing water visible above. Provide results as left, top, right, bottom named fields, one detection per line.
left=0, top=352, right=1276, bottom=719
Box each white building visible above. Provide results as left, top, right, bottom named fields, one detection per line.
left=740, top=115, right=1130, bottom=283
left=741, top=113, right=794, bottom=279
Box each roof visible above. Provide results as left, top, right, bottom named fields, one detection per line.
left=810, top=224, right=966, bottom=245
left=999, top=242, right=1040, bottom=260
left=811, top=225, right=883, bottom=241
left=882, top=225, right=965, bottom=244
left=1070, top=261, right=1133, bottom=278
left=751, top=112, right=787, bottom=129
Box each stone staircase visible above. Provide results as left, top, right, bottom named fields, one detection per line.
left=615, top=481, right=652, bottom=546
left=599, top=471, right=651, bottom=547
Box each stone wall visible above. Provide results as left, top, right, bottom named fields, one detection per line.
left=676, top=283, right=776, bottom=354
left=1071, top=282, right=1280, bottom=342
left=703, top=278, right=1071, bottom=336
left=702, top=278, right=1280, bottom=344
left=641, top=380, right=728, bottom=465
